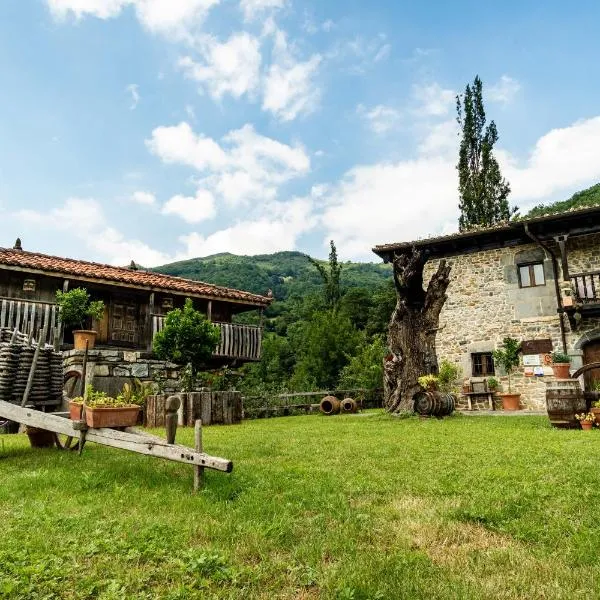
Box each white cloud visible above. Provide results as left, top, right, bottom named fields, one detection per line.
left=417, top=119, right=458, bottom=157
left=161, top=190, right=216, bottom=223
left=321, top=158, right=458, bottom=259
left=125, top=83, right=140, bottom=109
left=488, top=75, right=521, bottom=105
left=147, top=121, right=310, bottom=207
left=327, top=33, right=391, bottom=75
left=180, top=197, right=315, bottom=255
left=412, top=83, right=455, bottom=117
left=499, top=116, right=600, bottom=205
left=240, top=0, right=286, bottom=21
left=14, top=198, right=172, bottom=266
left=319, top=112, right=600, bottom=259
left=130, top=190, right=156, bottom=205
left=373, top=43, right=391, bottom=62
left=358, top=104, right=402, bottom=134
left=262, top=28, right=321, bottom=121
left=14, top=195, right=314, bottom=264
left=178, top=32, right=261, bottom=100
left=47, top=0, right=219, bottom=39
left=146, top=122, right=228, bottom=171
left=47, top=0, right=132, bottom=20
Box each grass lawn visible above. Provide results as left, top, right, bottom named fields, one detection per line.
left=1, top=411, right=600, bottom=599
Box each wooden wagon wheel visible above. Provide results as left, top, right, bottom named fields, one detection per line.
left=53, top=432, right=85, bottom=451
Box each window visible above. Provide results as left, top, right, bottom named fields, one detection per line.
left=472, top=352, right=495, bottom=376
left=518, top=262, right=545, bottom=288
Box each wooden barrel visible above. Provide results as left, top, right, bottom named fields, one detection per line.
left=413, top=391, right=456, bottom=417
left=320, top=395, right=340, bottom=415
left=340, top=398, right=358, bottom=414
left=545, top=379, right=586, bottom=429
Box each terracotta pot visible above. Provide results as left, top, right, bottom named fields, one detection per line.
left=25, top=427, right=56, bottom=448
left=591, top=407, right=600, bottom=426
left=551, top=363, right=571, bottom=379
left=69, top=401, right=83, bottom=420
left=85, top=406, right=140, bottom=429
left=73, top=330, right=97, bottom=351
left=500, top=393, right=521, bottom=411
left=581, top=421, right=594, bottom=431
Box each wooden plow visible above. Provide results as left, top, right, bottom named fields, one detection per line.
left=0, top=400, right=232, bottom=490
left=0, top=327, right=232, bottom=491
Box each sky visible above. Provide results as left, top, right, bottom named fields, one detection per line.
left=1, top=0, right=600, bottom=266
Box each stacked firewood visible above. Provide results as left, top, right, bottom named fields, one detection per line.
left=0, top=328, right=63, bottom=408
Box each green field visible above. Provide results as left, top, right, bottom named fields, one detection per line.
left=1, top=412, right=599, bottom=599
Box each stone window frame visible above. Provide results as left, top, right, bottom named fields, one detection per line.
left=471, top=352, right=495, bottom=377
left=517, top=261, right=546, bottom=289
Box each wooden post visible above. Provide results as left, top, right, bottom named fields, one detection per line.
left=194, top=419, right=204, bottom=492
left=165, top=395, right=180, bottom=444
left=147, top=292, right=155, bottom=351
left=21, top=334, right=43, bottom=407
left=59, top=279, right=69, bottom=347
left=207, top=300, right=212, bottom=322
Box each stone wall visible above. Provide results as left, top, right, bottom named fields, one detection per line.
left=423, top=233, right=600, bottom=410
left=63, top=349, right=180, bottom=398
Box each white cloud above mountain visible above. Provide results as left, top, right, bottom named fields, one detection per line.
left=146, top=121, right=310, bottom=209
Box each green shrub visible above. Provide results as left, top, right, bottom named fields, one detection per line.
left=438, top=359, right=461, bottom=393
left=551, top=351, right=571, bottom=364
left=153, top=298, right=221, bottom=378
left=56, top=287, right=105, bottom=330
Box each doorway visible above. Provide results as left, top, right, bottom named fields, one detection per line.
left=583, top=341, right=600, bottom=391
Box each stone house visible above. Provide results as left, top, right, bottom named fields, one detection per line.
left=0, top=240, right=271, bottom=396
left=373, top=206, right=600, bottom=410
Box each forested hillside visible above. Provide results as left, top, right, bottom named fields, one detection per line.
left=154, top=251, right=391, bottom=301
left=524, top=182, right=600, bottom=218
left=154, top=248, right=396, bottom=395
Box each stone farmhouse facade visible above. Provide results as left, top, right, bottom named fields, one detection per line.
left=374, top=206, right=600, bottom=410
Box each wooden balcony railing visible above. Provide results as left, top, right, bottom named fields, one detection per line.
left=571, top=271, right=600, bottom=303
left=0, top=298, right=59, bottom=346
left=152, top=316, right=262, bottom=362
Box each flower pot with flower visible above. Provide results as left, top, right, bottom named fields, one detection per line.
left=575, top=412, right=595, bottom=430
left=550, top=351, right=571, bottom=380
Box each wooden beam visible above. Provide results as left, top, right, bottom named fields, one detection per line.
left=147, top=292, right=155, bottom=351
left=0, top=401, right=233, bottom=472
left=554, top=235, right=570, bottom=281
left=207, top=300, right=212, bottom=322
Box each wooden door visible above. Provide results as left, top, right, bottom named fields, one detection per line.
left=583, top=341, right=600, bottom=391
left=110, top=301, right=139, bottom=346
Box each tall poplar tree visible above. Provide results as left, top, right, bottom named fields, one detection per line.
left=457, top=75, right=514, bottom=231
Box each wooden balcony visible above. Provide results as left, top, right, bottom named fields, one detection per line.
left=571, top=271, right=600, bottom=304
left=0, top=298, right=59, bottom=345
left=152, top=316, right=262, bottom=362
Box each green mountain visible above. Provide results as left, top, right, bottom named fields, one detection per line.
left=524, top=182, right=600, bottom=218
left=154, top=251, right=391, bottom=301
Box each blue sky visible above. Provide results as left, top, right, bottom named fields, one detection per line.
left=1, top=0, right=599, bottom=265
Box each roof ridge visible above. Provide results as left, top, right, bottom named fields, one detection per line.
left=0, top=247, right=270, bottom=304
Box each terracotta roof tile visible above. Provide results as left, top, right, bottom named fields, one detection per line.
left=0, top=248, right=271, bottom=307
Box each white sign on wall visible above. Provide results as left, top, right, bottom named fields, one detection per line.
left=523, top=354, right=542, bottom=366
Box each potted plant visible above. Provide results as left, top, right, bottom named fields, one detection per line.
left=418, top=374, right=439, bottom=392
left=56, top=287, right=105, bottom=350
left=575, top=412, right=595, bottom=431
left=550, top=351, right=571, bottom=379
left=493, top=337, right=521, bottom=411
left=70, top=385, right=141, bottom=429
left=487, top=376, right=500, bottom=393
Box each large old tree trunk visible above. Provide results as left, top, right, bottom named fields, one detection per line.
left=384, top=249, right=451, bottom=413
